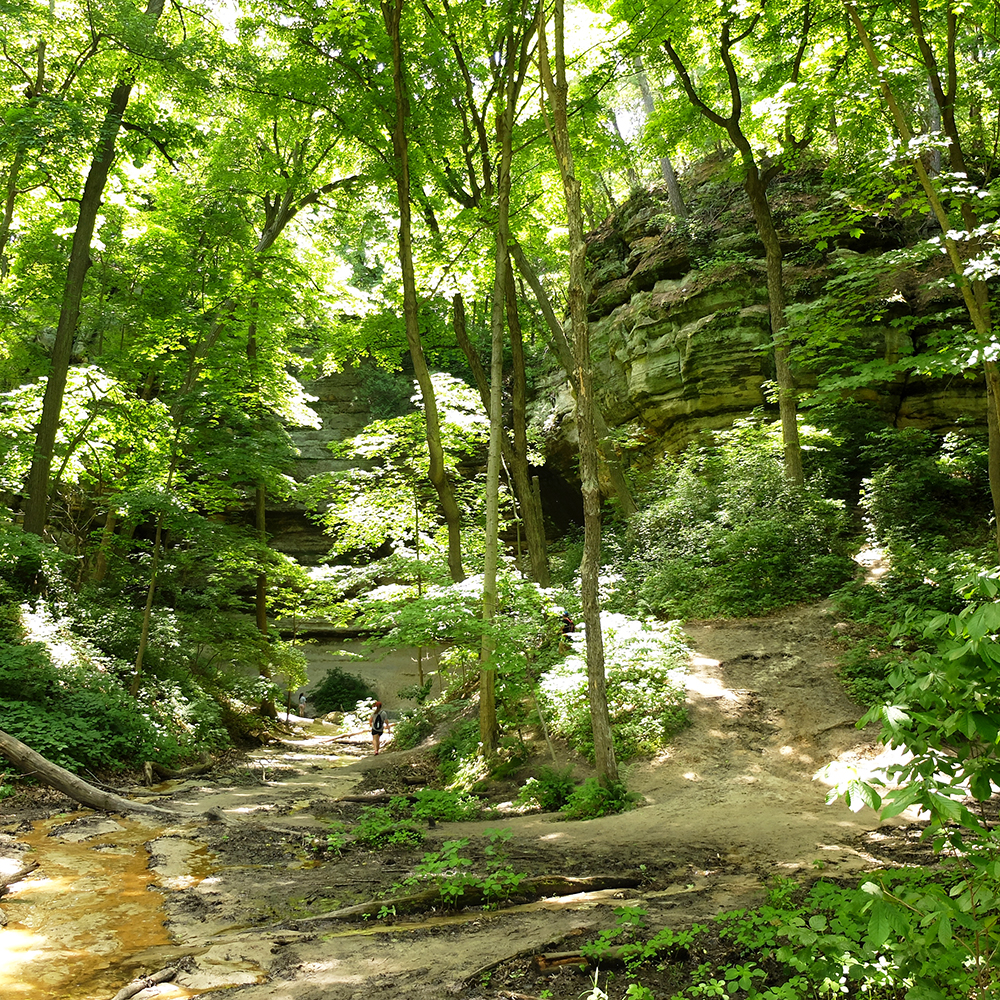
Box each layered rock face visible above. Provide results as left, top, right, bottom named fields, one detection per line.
left=532, top=180, right=986, bottom=470
left=267, top=367, right=374, bottom=564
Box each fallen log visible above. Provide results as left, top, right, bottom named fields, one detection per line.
left=284, top=874, right=641, bottom=926
left=0, top=860, right=38, bottom=894
left=109, top=966, right=177, bottom=1000
left=0, top=728, right=182, bottom=818
left=142, top=755, right=213, bottom=785
left=336, top=793, right=417, bottom=804
left=464, top=930, right=587, bottom=986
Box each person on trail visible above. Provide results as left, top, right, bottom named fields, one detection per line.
left=558, top=611, right=575, bottom=653
left=370, top=701, right=390, bottom=755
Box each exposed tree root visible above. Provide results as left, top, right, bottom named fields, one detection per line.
left=283, top=874, right=642, bottom=926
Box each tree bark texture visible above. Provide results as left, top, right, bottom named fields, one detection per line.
left=509, top=239, right=637, bottom=517
left=382, top=0, right=465, bottom=582
left=0, top=727, right=177, bottom=817
left=538, top=0, right=619, bottom=786
left=505, top=260, right=551, bottom=586
left=632, top=56, right=688, bottom=218
left=22, top=0, right=166, bottom=538
left=847, top=1, right=1000, bottom=557
left=453, top=291, right=548, bottom=587
left=664, top=26, right=803, bottom=484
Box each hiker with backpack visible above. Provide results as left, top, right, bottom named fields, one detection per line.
left=370, top=701, right=390, bottom=755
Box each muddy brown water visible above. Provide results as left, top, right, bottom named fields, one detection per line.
left=0, top=644, right=432, bottom=998
left=0, top=611, right=922, bottom=1000
left=0, top=814, right=195, bottom=999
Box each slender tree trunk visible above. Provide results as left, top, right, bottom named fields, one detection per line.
left=382, top=0, right=465, bottom=582
left=0, top=37, right=46, bottom=274
left=131, top=514, right=164, bottom=698
left=743, top=167, right=803, bottom=484
left=452, top=293, right=549, bottom=585
left=505, top=260, right=550, bottom=586
left=631, top=56, right=687, bottom=218
left=22, top=0, right=165, bottom=539
left=509, top=239, right=637, bottom=517
left=538, top=0, right=618, bottom=786
left=848, top=1, right=1000, bottom=557
left=0, top=146, right=25, bottom=276
left=664, top=28, right=803, bottom=484
left=246, top=303, right=275, bottom=716
left=479, top=236, right=506, bottom=758
left=91, top=508, right=117, bottom=583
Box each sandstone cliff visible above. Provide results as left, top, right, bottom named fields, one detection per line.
left=532, top=172, right=986, bottom=472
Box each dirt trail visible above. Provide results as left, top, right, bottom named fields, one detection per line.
left=0, top=599, right=918, bottom=1000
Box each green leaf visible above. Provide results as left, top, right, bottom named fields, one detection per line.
left=867, top=900, right=893, bottom=947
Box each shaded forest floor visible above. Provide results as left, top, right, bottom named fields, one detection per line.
left=0, top=597, right=930, bottom=1000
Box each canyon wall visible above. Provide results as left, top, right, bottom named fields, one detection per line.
left=531, top=179, right=985, bottom=472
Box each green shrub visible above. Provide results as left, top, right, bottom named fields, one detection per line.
left=351, top=804, right=424, bottom=849
left=309, top=665, right=376, bottom=713
left=435, top=718, right=481, bottom=785
left=860, top=427, right=990, bottom=547
left=515, top=765, right=577, bottom=812
left=608, top=422, right=855, bottom=619
left=391, top=706, right=435, bottom=750
left=561, top=777, right=640, bottom=819
left=539, top=615, right=688, bottom=763
left=408, top=788, right=485, bottom=822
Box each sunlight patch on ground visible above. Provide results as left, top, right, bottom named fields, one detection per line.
left=854, top=546, right=888, bottom=582
left=814, top=743, right=911, bottom=789
left=19, top=604, right=87, bottom=669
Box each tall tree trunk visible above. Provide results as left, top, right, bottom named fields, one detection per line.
left=664, top=25, right=803, bottom=484
left=631, top=56, right=687, bottom=218
left=848, top=0, right=1000, bottom=557
left=743, top=167, right=803, bottom=484
left=246, top=303, right=276, bottom=716
left=538, top=0, right=618, bottom=787
left=22, top=0, right=165, bottom=539
left=479, top=233, right=506, bottom=758
left=0, top=36, right=46, bottom=274
left=452, top=293, right=549, bottom=586
left=382, top=0, right=465, bottom=582
left=509, top=239, right=637, bottom=517
left=505, top=260, right=550, bottom=586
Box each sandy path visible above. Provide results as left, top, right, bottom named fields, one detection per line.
left=0, top=599, right=914, bottom=1000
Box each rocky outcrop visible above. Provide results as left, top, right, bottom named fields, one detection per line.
left=267, top=366, right=374, bottom=564
left=531, top=178, right=986, bottom=469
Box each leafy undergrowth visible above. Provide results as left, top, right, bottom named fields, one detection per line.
left=480, top=864, right=997, bottom=1000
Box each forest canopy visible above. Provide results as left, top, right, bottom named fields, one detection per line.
left=0, top=0, right=999, bottom=795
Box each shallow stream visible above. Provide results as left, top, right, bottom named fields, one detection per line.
left=0, top=813, right=195, bottom=1000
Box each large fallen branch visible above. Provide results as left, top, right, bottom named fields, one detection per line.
left=142, top=754, right=213, bottom=785
left=109, top=966, right=177, bottom=1000
left=0, top=728, right=182, bottom=817
left=531, top=942, right=688, bottom=973
left=283, top=874, right=642, bottom=926
left=0, top=859, right=38, bottom=894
